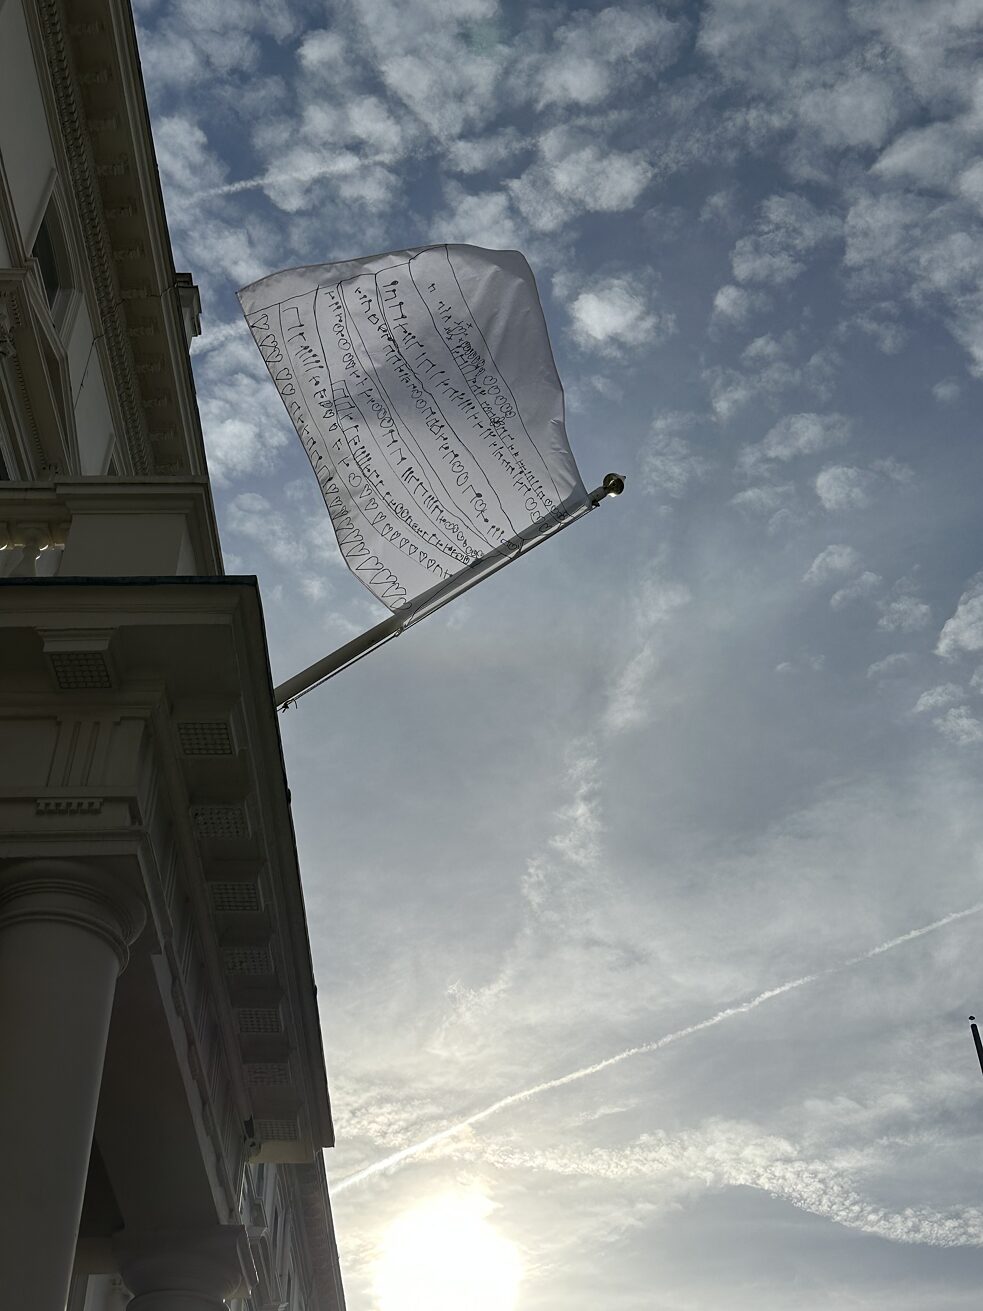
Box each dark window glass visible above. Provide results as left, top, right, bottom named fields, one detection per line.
left=33, top=217, right=60, bottom=308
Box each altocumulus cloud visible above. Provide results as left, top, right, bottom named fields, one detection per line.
left=555, top=272, right=676, bottom=359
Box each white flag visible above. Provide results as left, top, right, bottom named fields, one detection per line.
left=238, top=245, right=588, bottom=614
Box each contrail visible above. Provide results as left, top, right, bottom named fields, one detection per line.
left=333, top=900, right=983, bottom=1194
left=192, top=172, right=287, bottom=200
left=191, top=158, right=355, bottom=201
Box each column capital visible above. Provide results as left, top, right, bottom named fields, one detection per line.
left=0, top=859, right=145, bottom=970
left=114, top=1226, right=256, bottom=1308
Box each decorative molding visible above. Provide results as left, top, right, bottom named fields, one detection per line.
left=0, top=275, right=45, bottom=470
left=114, top=1225, right=257, bottom=1302
left=0, top=296, right=15, bottom=359
left=35, top=796, right=104, bottom=815
left=34, top=0, right=152, bottom=475
left=0, top=858, right=146, bottom=970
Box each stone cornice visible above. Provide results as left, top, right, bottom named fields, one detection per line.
left=32, top=0, right=153, bottom=476
left=27, top=0, right=210, bottom=481
left=0, top=578, right=335, bottom=1165
left=0, top=477, right=224, bottom=573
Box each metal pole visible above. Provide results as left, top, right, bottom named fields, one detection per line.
left=274, top=473, right=626, bottom=709
left=970, top=1016, right=983, bottom=1078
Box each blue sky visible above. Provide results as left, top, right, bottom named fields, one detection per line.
left=136, top=1, right=983, bottom=1306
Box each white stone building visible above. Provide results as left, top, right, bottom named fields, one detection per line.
left=0, top=1, right=347, bottom=1308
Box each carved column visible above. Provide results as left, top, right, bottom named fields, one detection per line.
left=115, top=1226, right=255, bottom=1310
left=0, top=859, right=145, bottom=1311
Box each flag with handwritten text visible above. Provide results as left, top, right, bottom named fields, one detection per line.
left=238, top=245, right=588, bottom=614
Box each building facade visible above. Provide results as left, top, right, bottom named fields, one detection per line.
left=0, top=1, right=346, bottom=1307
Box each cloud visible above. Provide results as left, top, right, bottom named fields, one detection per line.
left=795, top=68, right=902, bottom=151
left=740, top=412, right=850, bottom=475
left=912, top=683, right=964, bottom=714
left=604, top=571, right=691, bottom=733
left=934, top=705, right=983, bottom=746
left=803, top=544, right=861, bottom=585
left=878, top=584, right=932, bottom=633
left=709, top=282, right=767, bottom=330
left=849, top=306, right=909, bottom=355
left=731, top=194, right=842, bottom=286
left=830, top=571, right=883, bottom=610
left=933, top=377, right=961, bottom=403
left=444, top=129, right=523, bottom=175
left=334, top=900, right=983, bottom=1197
left=704, top=335, right=840, bottom=421
left=224, top=491, right=340, bottom=585
left=843, top=186, right=983, bottom=377
left=937, top=573, right=983, bottom=659
left=873, top=123, right=970, bottom=191
left=509, top=128, right=653, bottom=233
left=555, top=273, right=675, bottom=359
left=136, top=0, right=298, bottom=95
left=731, top=483, right=796, bottom=518
left=530, top=6, right=681, bottom=110
left=815, top=465, right=874, bottom=511
left=523, top=745, right=603, bottom=916
left=474, top=1119, right=983, bottom=1248
left=641, top=414, right=713, bottom=499
left=438, top=184, right=523, bottom=248
left=867, top=653, right=913, bottom=679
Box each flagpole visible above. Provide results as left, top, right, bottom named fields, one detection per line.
left=274, top=473, right=625, bottom=709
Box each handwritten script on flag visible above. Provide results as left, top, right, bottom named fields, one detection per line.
left=238, top=245, right=587, bottom=613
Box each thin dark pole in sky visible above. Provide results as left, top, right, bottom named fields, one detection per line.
left=968, top=1017, right=983, bottom=1078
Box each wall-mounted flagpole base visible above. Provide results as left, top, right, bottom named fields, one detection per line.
left=273, top=474, right=627, bottom=710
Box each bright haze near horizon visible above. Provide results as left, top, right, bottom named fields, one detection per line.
left=136, top=0, right=983, bottom=1306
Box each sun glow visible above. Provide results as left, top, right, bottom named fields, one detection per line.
left=372, top=1191, right=522, bottom=1311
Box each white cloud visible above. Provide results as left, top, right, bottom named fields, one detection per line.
left=697, top=0, right=846, bottom=99
left=731, top=193, right=841, bottom=286
left=815, top=465, right=874, bottom=511
left=709, top=282, right=766, bottom=330
left=605, top=573, right=691, bottom=733
left=641, top=414, right=712, bottom=499
left=849, top=307, right=908, bottom=355
left=867, top=653, right=913, bottom=679
left=509, top=128, right=653, bottom=233
left=557, top=274, right=675, bottom=359
left=853, top=0, right=982, bottom=112
left=775, top=653, right=825, bottom=674
left=438, top=185, right=523, bottom=249
left=912, top=683, right=964, bottom=714
left=797, top=68, right=902, bottom=150
left=830, top=571, right=882, bottom=610
left=933, top=377, right=961, bottom=403
left=937, top=573, right=983, bottom=659
left=469, top=1117, right=983, bottom=1248
left=199, top=387, right=290, bottom=485
left=934, top=705, right=983, bottom=745
left=531, top=7, right=681, bottom=110
left=803, top=544, right=861, bottom=585
left=444, top=130, right=523, bottom=175
left=957, top=159, right=983, bottom=211
left=873, top=123, right=969, bottom=191
left=741, top=412, right=850, bottom=474
left=878, top=586, right=933, bottom=633
left=731, top=483, right=796, bottom=517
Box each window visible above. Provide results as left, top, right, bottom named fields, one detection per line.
left=33, top=216, right=60, bottom=308
left=31, top=203, right=72, bottom=319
